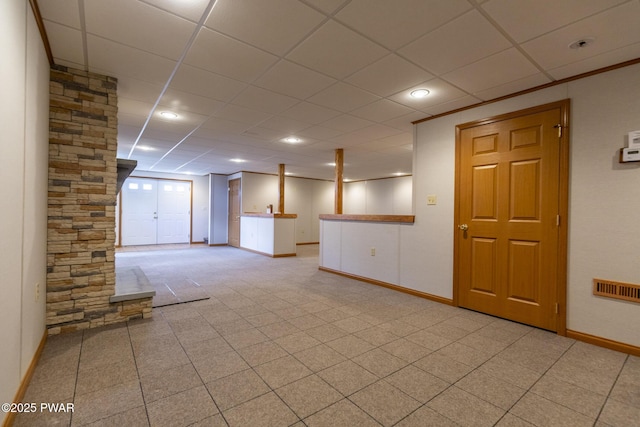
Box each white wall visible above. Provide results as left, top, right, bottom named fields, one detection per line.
left=126, top=171, right=210, bottom=243
left=209, top=174, right=228, bottom=245
left=0, top=2, right=48, bottom=421
left=241, top=172, right=279, bottom=213
left=344, top=176, right=412, bottom=214
left=285, top=177, right=334, bottom=243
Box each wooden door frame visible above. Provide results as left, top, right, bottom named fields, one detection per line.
left=452, top=100, right=570, bottom=335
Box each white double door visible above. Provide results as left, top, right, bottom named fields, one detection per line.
left=121, top=177, right=191, bottom=246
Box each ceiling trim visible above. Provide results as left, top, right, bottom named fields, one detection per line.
left=29, top=0, right=53, bottom=66
left=413, top=57, right=640, bottom=125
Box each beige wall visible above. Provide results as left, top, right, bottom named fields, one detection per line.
left=0, top=2, right=49, bottom=421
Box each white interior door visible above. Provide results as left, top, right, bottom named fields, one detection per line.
left=121, top=178, right=158, bottom=246
left=121, top=178, right=191, bottom=246
left=157, top=181, right=191, bottom=244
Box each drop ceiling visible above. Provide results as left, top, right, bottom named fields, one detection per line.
left=38, top=0, right=640, bottom=180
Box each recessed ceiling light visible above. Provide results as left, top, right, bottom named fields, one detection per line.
left=393, top=172, right=406, bottom=176
left=230, top=158, right=246, bottom=163
left=283, top=137, right=301, bottom=143
left=410, top=89, right=430, bottom=98
left=284, top=171, right=294, bottom=176
left=327, top=162, right=336, bottom=167
left=160, top=111, right=178, bottom=119
left=569, top=37, right=595, bottom=49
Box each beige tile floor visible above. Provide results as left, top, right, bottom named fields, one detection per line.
left=14, top=245, right=640, bottom=427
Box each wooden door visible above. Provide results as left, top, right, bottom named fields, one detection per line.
left=228, top=178, right=241, bottom=247
left=455, top=101, right=568, bottom=332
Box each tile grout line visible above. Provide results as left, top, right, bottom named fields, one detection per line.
left=593, top=353, right=629, bottom=425
left=161, top=309, right=231, bottom=427
left=125, top=322, right=152, bottom=427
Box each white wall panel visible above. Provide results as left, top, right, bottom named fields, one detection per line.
left=21, top=5, right=49, bottom=372
left=0, top=2, right=48, bottom=422
left=0, top=1, right=27, bottom=413
left=320, top=220, right=342, bottom=270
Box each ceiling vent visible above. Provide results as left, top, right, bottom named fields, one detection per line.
left=593, top=278, right=640, bottom=304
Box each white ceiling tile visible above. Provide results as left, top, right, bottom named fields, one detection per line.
left=521, top=1, right=640, bottom=71
left=474, top=73, right=552, bottom=101
left=399, top=10, right=512, bottom=75
left=205, top=0, right=325, bottom=56
left=346, top=54, right=433, bottom=97
left=335, top=0, right=472, bottom=50
left=297, top=126, right=344, bottom=140
left=242, top=127, right=286, bottom=141
left=257, top=116, right=312, bottom=134
left=371, top=132, right=413, bottom=148
left=279, top=102, right=342, bottom=125
left=159, top=89, right=225, bottom=116
left=286, top=20, right=389, bottom=79
left=320, top=114, right=374, bottom=133
left=388, top=79, right=467, bottom=110
left=301, top=0, right=349, bottom=15
left=232, top=86, right=300, bottom=115
left=139, top=0, right=212, bottom=23
left=39, top=0, right=81, bottom=28
left=118, top=124, right=142, bottom=142
left=307, top=82, right=380, bottom=113
left=548, top=41, right=640, bottom=80
left=330, top=124, right=401, bottom=146
left=419, top=95, right=483, bottom=117
left=147, top=114, right=208, bottom=135
left=43, top=21, right=85, bottom=67
left=483, top=0, right=628, bottom=43
left=117, top=77, right=163, bottom=104
left=254, top=60, right=336, bottom=100
left=118, top=113, right=146, bottom=128
left=184, top=27, right=278, bottom=82
left=213, top=104, right=272, bottom=125
left=87, top=35, right=176, bottom=85
left=85, top=0, right=196, bottom=60
left=118, top=98, right=154, bottom=119
left=170, top=65, right=247, bottom=103
left=199, top=117, right=250, bottom=134
left=383, top=111, right=429, bottom=132
left=350, top=99, right=416, bottom=123
left=442, top=49, right=540, bottom=94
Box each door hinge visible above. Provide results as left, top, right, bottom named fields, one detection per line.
left=556, top=215, right=560, bottom=226
left=555, top=303, right=559, bottom=314
left=553, top=124, right=562, bottom=138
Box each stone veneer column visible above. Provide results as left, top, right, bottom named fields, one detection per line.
left=47, top=65, right=151, bottom=334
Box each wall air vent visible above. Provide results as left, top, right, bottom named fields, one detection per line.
left=593, top=278, right=640, bottom=304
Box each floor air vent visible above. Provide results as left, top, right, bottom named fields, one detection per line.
left=593, top=278, right=640, bottom=304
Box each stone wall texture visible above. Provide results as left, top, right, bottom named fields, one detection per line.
left=47, top=65, right=151, bottom=334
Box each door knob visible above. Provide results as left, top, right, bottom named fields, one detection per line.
left=458, top=224, right=468, bottom=231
